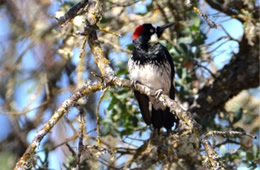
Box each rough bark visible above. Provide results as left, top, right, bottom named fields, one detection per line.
left=191, top=1, right=260, bottom=124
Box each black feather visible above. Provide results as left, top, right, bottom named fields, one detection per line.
left=134, top=90, right=151, bottom=125
left=129, top=23, right=179, bottom=131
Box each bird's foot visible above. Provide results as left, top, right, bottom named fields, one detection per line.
left=130, top=80, right=138, bottom=88
left=154, top=89, right=163, bottom=99
left=151, top=128, right=161, bottom=138
left=166, top=129, right=172, bottom=135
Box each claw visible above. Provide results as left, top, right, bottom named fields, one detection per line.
left=166, top=128, right=172, bottom=134
left=152, top=128, right=161, bottom=137
left=155, top=89, right=163, bottom=99
left=130, top=80, right=138, bottom=88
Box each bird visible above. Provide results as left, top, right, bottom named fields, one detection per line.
left=128, top=23, right=179, bottom=132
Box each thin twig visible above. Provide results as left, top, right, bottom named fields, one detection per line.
left=96, top=87, right=109, bottom=146
left=76, top=103, right=86, bottom=170
left=57, top=0, right=89, bottom=25
left=98, top=26, right=121, bottom=37
left=99, top=37, right=131, bottom=54
left=14, top=82, right=103, bottom=170
left=219, top=24, right=239, bottom=42
left=207, top=39, right=230, bottom=54
left=204, top=130, right=256, bottom=139
left=201, top=139, right=225, bottom=170
left=194, top=62, right=216, bottom=78
left=204, top=36, right=229, bottom=47
left=215, top=139, right=241, bottom=148
left=77, top=36, right=88, bottom=87
left=36, top=134, right=78, bottom=153
left=106, top=0, right=143, bottom=11
left=156, top=0, right=170, bottom=24
left=1, top=101, right=48, bottom=115
left=185, top=0, right=217, bottom=28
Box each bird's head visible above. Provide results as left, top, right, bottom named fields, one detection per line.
left=132, top=23, right=174, bottom=43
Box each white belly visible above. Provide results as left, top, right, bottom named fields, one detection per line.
left=128, top=58, right=172, bottom=110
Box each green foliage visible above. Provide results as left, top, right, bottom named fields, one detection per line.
left=233, top=108, right=243, bottom=124
left=63, top=155, right=77, bottom=169
left=101, top=88, right=142, bottom=137
left=127, top=44, right=134, bottom=51
left=115, top=61, right=129, bottom=77
left=0, top=151, right=15, bottom=170
left=221, top=145, right=260, bottom=169
left=161, top=14, right=207, bottom=100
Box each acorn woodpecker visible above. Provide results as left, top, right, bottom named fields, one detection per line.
left=128, top=23, right=179, bottom=132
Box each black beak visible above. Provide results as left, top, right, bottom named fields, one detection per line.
left=156, top=23, right=174, bottom=38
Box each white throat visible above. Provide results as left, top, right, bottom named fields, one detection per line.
left=149, top=34, right=159, bottom=43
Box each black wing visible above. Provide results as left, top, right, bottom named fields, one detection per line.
left=133, top=90, right=151, bottom=125
left=149, top=44, right=177, bottom=131
left=164, top=46, right=175, bottom=99
left=160, top=44, right=179, bottom=130
left=150, top=43, right=175, bottom=99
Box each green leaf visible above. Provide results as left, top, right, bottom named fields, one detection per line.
left=191, top=33, right=206, bottom=46
left=246, top=152, right=254, bottom=160
left=127, top=44, right=134, bottom=51
left=186, top=76, right=192, bottom=83
left=108, top=96, right=117, bottom=110
left=116, top=67, right=128, bottom=76
left=233, top=108, right=243, bottom=123
left=176, top=68, right=183, bottom=78
left=179, top=43, right=188, bottom=54
left=100, top=17, right=109, bottom=24
left=233, top=127, right=245, bottom=132
left=192, top=16, right=201, bottom=27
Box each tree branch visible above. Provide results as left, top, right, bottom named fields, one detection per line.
left=205, top=0, right=241, bottom=21
left=191, top=34, right=260, bottom=124
left=14, top=83, right=103, bottom=170
left=57, top=0, right=89, bottom=25
left=14, top=1, right=259, bottom=169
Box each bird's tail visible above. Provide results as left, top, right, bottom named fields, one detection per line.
left=151, top=107, right=179, bottom=131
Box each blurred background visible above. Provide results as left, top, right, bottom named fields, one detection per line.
left=0, top=0, right=259, bottom=169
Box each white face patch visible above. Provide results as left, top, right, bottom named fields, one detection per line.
left=149, top=33, right=159, bottom=43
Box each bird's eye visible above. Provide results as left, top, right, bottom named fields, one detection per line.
left=150, top=28, right=154, bottom=33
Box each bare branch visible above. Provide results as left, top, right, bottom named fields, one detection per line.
left=191, top=35, right=259, bottom=123
left=205, top=0, right=241, bottom=21
left=95, top=87, right=108, bottom=145
left=57, top=0, right=89, bottom=25
left=201, top=139, right=225, bottom=170
left=14, top=82, right=103, bottom=170
left=204, top=130, right=256, bottom=139
left=76, top=103, right=86, bottom=170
